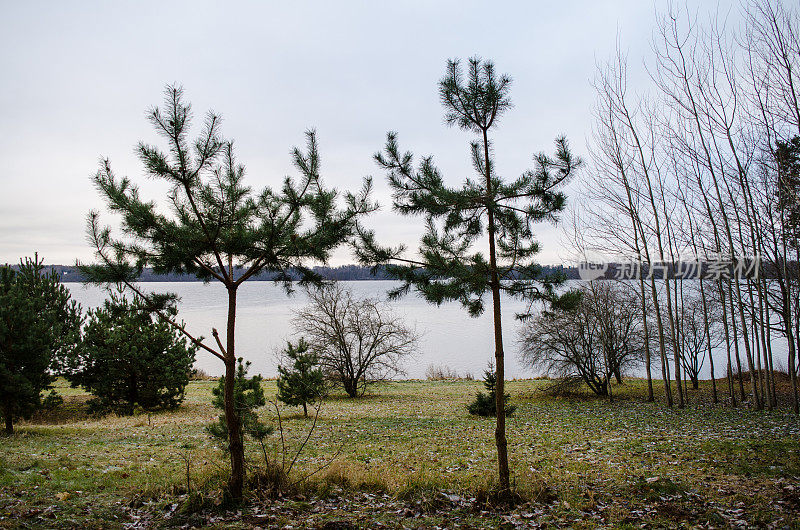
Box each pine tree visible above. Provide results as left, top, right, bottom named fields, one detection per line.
left=276, top=338, right=324, bottom=417
left=468, top=366, right=516, bottom=417
left=208, top=359, right=273, bottom=448
left=0, top=255, right=81, bottom=434
left=357, top=58, right=580, bottom=494
left=82, top=86, right=374, bottom=499
left=67, top=294, right=197, bottom=415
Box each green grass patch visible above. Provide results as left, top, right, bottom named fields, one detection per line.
left=1, top=378, right=798, bottom=527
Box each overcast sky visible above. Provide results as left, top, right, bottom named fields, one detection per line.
left=0, top=0, right=727, bottom=267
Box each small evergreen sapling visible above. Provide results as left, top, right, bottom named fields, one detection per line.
left=276, top=338, right=324, bottom=417
left=208, top=359, right=273, bottom=448
left=468, top=367, right=516, bottom=417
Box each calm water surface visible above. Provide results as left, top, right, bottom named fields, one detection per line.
left=66, top=281, right=533, bottom=379
left=66, top=280, right=779, bottom=380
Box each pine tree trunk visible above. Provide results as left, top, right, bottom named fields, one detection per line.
left=303, top=402, right=308, bottom=418
left=128, top=373, right=138, bottom=409
left=490, top=277, right=509, bottom=495
left=225, top=285, right=245, bottom=501
left=483, top=129, right=510, bottom=496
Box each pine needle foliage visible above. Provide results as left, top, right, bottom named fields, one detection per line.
left=68, top=294, right=197, bottom=415
left=277, top=338, right=325, bottom=417
left=208, top=359, right=273, bottom=447
left=468, top=366, right=516, bottom=417
left=0, top=255, right=82, bottom=434
left=357, top=59, right=581, bottom=316
left=356, top=57, right=581, bottom=494
left=81, top=85, right=375, bottom=499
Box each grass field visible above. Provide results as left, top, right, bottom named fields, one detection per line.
left=1, top=378, right=799, bottom=528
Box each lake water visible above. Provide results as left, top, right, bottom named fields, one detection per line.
left=66, top=280, right=786, bottom=381
left=66, top=281, right=534, bottom=379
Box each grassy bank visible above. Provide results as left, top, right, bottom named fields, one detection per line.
left=1, top=378, right=799, bottom=528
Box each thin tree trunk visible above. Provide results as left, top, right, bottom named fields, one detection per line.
left=734, top=274, right=762, bottom=410
left=757, top=277, right=774, bottom=410
left=794, top=245, right=800, bottom=411
left=598, top=58, right=666, bottom=405
left=750, top=282, right=768, bottom=409
left=699, top=279, right=718, bottom=403
left=765, top=299, right=777, bottom=408
left=483, top=128, right=510, bottom=495
left=664, top=275, right=684, bottom=408
left=622, top=161, right=653, bottom=401
left=4, top=409, right=12, bottom=435
left=225, top=285, right=245, bottom=500
left=727, top=281, right=747, bottom=403
left=641, top=274, right=655, bottom=402
left=766, top=296, right=777, bottom=411
left=789, top=321, right=800, bottom=414
left=780, top=274, right=800, bottom=413
left=720, top=280, right=737, bottom=407
left=775, top=259, right=799, bottom=413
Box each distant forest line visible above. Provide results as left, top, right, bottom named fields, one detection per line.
left=19, top=264, right=579, bottom=282
left=6, top=262, right=793, bottom=282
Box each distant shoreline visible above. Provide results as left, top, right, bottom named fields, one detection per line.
left=14, top=262, right=775, bottom=282
left=34, top=264, right=582, bottom=283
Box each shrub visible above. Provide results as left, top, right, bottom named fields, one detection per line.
left=277, top=338, right=325, bottom=417
left=519, top=282, right=645, bottom=395
left=189, top=367, right=214, bottom=381
left=294, top=284, right=417, bottom=397
left=68, top=294, right=196, bottom=415
left=425, top=364, right=459, bottom=380
left=468, top=367, right=516, bottom=417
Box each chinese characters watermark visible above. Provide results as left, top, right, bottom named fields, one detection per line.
left=577, top=255, right=761, bottom=281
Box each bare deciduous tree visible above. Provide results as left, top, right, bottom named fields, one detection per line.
left=674, top=289, right=724, bottom=390
left=293, top=284, right=418, bottom=398
left=576, top=0, right=800, bottom=413
left=519, top=281, right=645, bottom=397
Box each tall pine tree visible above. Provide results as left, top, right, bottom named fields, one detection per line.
left=357, top=58, right=580, bottom=495
left=82, top=86, right=374, bottom=499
